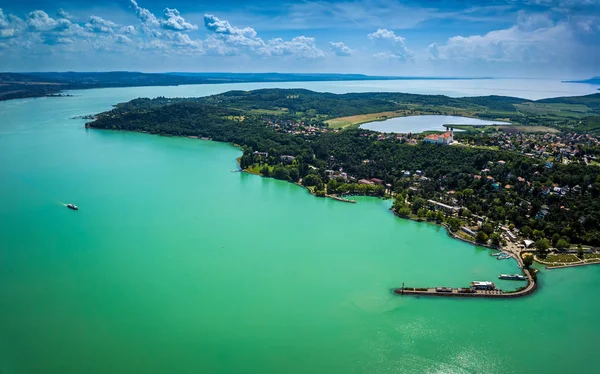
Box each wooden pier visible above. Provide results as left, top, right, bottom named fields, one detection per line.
left=394, top=269, right=537, bottom=299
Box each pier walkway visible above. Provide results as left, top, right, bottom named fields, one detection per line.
left=394, top=269, right=537, bottom=299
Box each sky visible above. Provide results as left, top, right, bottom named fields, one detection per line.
left=0, top=0, right=599, bottom=78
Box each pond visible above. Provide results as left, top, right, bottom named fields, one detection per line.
left=359, top=115, right=510, bottom=133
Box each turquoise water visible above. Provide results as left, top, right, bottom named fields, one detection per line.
left=1, top=84, right=599, bottom=374
left=360, top=115, right=510, bottom=133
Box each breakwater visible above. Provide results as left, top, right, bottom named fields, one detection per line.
left=394, top=269, right=537, bottom=299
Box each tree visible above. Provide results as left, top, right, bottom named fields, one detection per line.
left=556, top=239, right=569, bottom=251
left=476, top=231, right=489, bottom=243
left=577, top=245, right=584, bottom=259
left=447, top=217, right=461, bottom=232
left=260, top=165, right=271, bottom=177
left=272, top=165, right=290, bottom=181
left=288, top=167, right=299, bottom=182
left=523, top=254, right=534, bottom=269
left=535, top=238, right=550, bottom=254
left=521, top=226, right=532, bottom=238
left=490, top=232, right=501, bottom=246
left=417, top=208, right=428, bottom=219
left=481, top=223, right=494, bottom=235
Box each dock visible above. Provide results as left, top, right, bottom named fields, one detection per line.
left=394, top=269, right=537, bottom=299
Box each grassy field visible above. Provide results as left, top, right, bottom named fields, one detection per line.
left=325, top=110, right=407, bottom=129
left=584, top=253, right=600, bottom=260
left=451, top=124, right=559, bottom=133
left=544, top=254, right=581, bottom=263
left=515, top=102, right=592, bottom=118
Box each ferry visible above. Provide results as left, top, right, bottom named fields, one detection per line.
left=66, top=203, right=78, bottom=211
left=498, top=274, right=527, bottom=281
left=470, top=281, right=496, bottom=290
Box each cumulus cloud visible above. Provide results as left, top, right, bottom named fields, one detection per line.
left=27, top=10, right=58, bottom=31
left=120, top=25, right=137, bottom=34
left=368, top=28, right=405, bottom=43
left=204, top=14, right=257, bottom=37
left=203, top=14, right=324, bottom=59
left=56, top=9, right=73, bottom=20
left=130, top=0, right=159, bottom=28
left=429, top=13, right=576, bottom=63
left=367, top=28, right=414, bottom=60
left=85, top=16, right=118, bottom=34
left=329, top=41, right=351, bottom=56
left=1, top=9, right=25, bottom=39
left=268, top=36, right=325, bottom=58
left=162, top=8, right=197, bottom=31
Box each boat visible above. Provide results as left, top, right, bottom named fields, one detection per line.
left=491, top=252, right=502, bottom=257
left=66, top=203, right=78, bottom=211
left=497, top=253, right=512, bottom=260
left=470, top=281, right=496, bottom=290
left=498, top=274, right=527, bottom=281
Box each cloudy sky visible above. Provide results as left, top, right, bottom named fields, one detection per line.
left=0, top=0, right=598, bottom=78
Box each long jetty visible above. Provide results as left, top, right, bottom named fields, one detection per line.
left=394, top=269, right=537, bottom=299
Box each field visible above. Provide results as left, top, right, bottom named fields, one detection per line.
left=451, top=124, right=559, bottom=133
left=544, top=254, right=581, bottom=263
left=325, top=110, right=407, bottom=129
left=514, top=102, right=593, bottom=118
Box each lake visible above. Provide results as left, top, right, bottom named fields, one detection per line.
left=1, top=79, right=599, bottom=374
left=360, top=115, right=511, bottom=133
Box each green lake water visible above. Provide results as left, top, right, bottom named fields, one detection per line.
left=1, top=85, right=599, bottom=374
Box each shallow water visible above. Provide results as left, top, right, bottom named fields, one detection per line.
left=360, top=115, right=510, bottom=133
left=0, top=81, right=599, bottom=374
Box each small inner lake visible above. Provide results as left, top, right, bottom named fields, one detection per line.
left=360, top=115, right=511, bottom=133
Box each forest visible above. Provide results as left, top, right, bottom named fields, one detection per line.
left=87, top=88, right=600, bottom=246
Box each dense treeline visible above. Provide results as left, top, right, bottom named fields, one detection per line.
left=87, top=89, right=600, bottom=245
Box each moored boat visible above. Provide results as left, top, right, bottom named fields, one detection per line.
left=498, top=274, right=527, bottom=281
left=470, top=281, right=496, bottom=290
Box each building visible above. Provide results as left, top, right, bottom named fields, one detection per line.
left=358, top=179, right=375, bottom=185
left=280, top=155, right=295, bottom=163
left=424, top=129, right=454, bottom=145
left=370, top=178, right=384, bottom=185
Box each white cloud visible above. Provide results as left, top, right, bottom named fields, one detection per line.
left=56, top=9, right=73, bottom=20
left=27, top=10, right=58, bottom=31
left=161, top=8, right=197, bottom=31
left=268, top=36, right=325, bottom=59
left=329, top=41, right=351, bottom=56
left=430, top=13, right=575, bottom=63
left=368, top=28, right=405, bottom=43
left=116, top=34, right=133, bottom=44
left=130, top=0, right=160, bottom=28
left=204, top=14, right=257, bottom=37
left=368, top=28, right=414, bottom=60
left=0, top=9, right=24, bottom=39
left=85, top=16, right=118, bottom=34
left=203, top=14, right=324, bottom=59
left=120, top=25, right=137, bottom=34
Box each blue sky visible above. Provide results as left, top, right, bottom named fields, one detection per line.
left=0, top=0, right=598, bottom=78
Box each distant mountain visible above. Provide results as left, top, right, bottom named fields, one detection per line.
left=564, top=77, right=600, bottom=85
left=0, top=71, right=490, bottom=102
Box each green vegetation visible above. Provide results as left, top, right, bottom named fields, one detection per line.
left=87, top=88, right=600, bottom=247
left=544, top=254, right=581, bottom=263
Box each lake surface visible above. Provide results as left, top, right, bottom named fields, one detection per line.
left=360, top=115, right=510, bottom=133
left=1, top=80, right=599, bottom=374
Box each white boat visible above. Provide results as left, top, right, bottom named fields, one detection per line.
left=66, top=203, right=78, bottom=211
left=498, top=274, right=526, bottom=281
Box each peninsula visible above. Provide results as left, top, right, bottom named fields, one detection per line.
left=87, top=88, right=600, bottom=268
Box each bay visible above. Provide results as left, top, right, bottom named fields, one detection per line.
left=0, top=80, right=599, bottom=374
